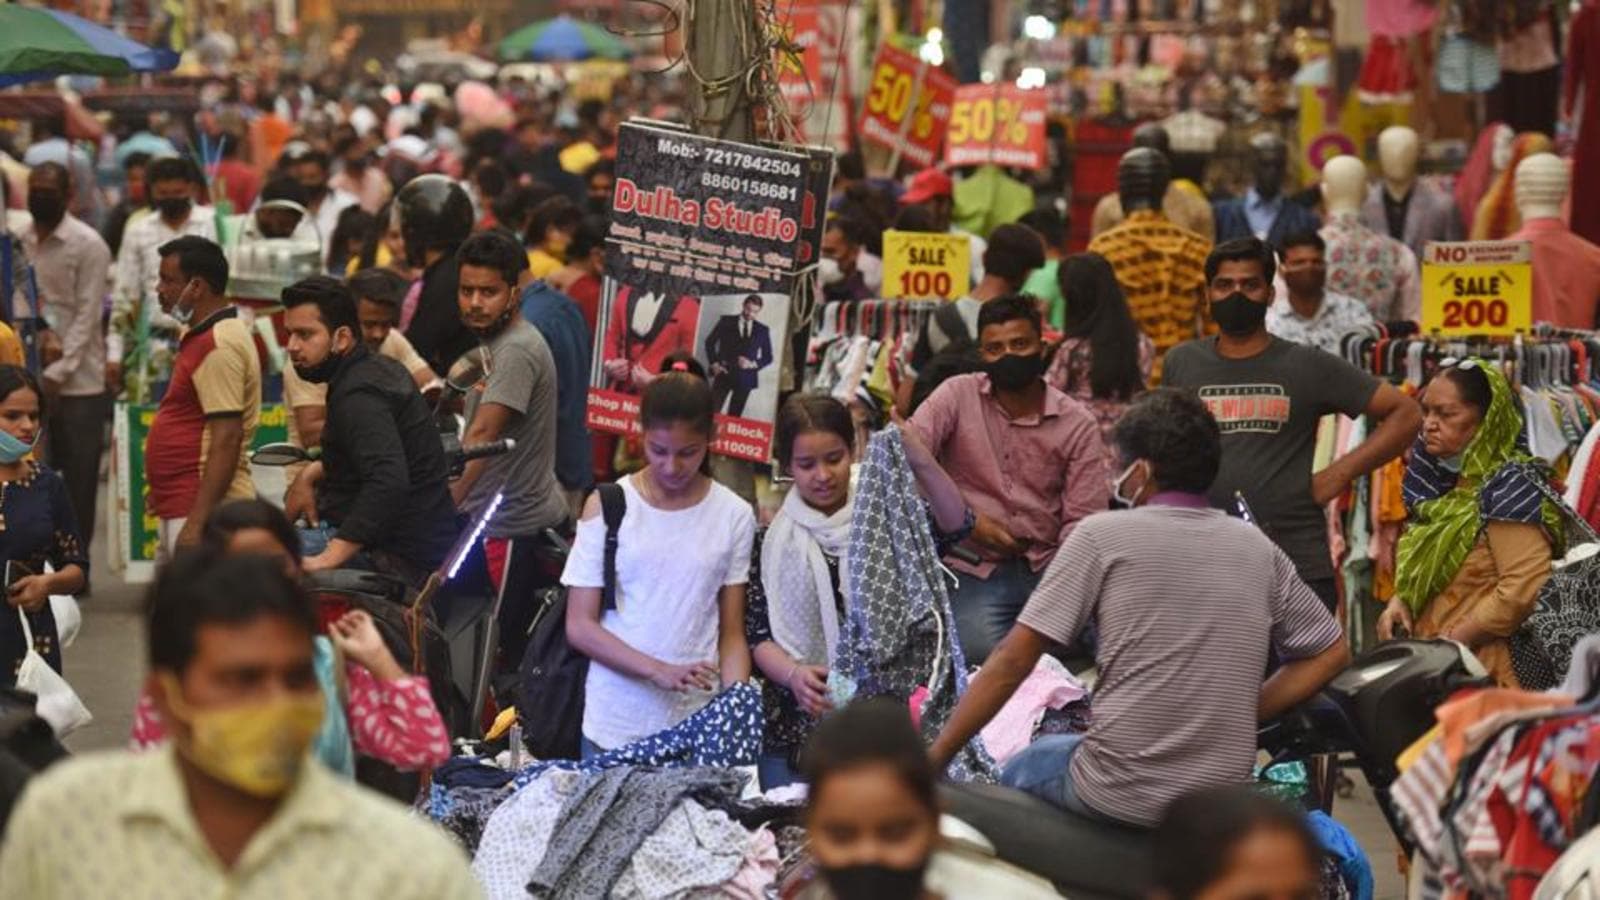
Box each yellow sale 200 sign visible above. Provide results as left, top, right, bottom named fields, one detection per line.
left=1421, top=241, right=1532, bottom=337
left=882, top=230, right=969, bottom=300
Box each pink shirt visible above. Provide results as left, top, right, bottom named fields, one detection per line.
left=911, top=372, right=1111, bottom=576
left=1512, top=218, right=1600, bottom=329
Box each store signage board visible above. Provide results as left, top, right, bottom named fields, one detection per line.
left=858, top=43, right=957, bottom=168
left=588, top=121, right=826, bottom=462
left=881, top=230, right=970, bottom=300
left=1420, top=241, right=1533, bottom=338
left=945, top=84, right=1048, bottom=169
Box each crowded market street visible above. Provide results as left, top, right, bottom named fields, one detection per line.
left=2, top=0, right=1600, bottom=897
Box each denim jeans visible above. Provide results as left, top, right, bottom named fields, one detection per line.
left=950, top=558, right=1042, bottom=664
left=296, top=524, right=378, bottom=571
left=758, top=751, right=802, bottom=791
left=1000, top=734, right=1120, bottom=823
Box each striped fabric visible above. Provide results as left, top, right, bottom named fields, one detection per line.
left=1016, top=504, right=1342, bottom=826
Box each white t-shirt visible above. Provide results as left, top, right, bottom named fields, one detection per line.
left=560, top=475, right=755, bottom=749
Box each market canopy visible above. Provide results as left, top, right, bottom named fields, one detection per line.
left=498, top=15, right=632, bottom=62
left=0, top=7, right=178, bottom=88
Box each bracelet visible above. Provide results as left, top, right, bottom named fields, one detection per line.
left=783, top=661, right=800, bottom=690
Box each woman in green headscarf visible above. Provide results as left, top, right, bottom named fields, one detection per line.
left=1377, top=360, right=1560, bottom=687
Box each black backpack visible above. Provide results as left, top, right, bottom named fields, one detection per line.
left=517, top=483, right=624, bottom=760
left=0, top=686, right=67, bottom=836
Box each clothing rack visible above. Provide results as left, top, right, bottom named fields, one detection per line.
left=812, top=299, right=941, bottom=343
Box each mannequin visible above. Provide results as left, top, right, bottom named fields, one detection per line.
left=1090, top=124, right=1214, bottom=240
left=1508, top=153, right=1600, bottom=329
left=1213, top=132, right=1319, bottom=245
left=1360, top=126, right=1462, bottom=262
left=1088, top=148, right=1213, bottom=380
left=1315, top=155, right=1420, bottom=323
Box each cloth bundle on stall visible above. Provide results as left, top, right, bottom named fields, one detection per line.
left=838, top=427, right=998, bottom=782
left=1390, top=678, right=1600, bottom=899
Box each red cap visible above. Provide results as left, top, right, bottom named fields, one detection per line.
left=901, top=168, right=953, bottom=205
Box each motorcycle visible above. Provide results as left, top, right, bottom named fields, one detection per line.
left=937, top=639, right=1491, bottom=898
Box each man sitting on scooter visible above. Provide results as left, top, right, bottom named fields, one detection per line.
left=282, top=276, right=460, bottom=584
left=930, top=388, right=1350, bottom=828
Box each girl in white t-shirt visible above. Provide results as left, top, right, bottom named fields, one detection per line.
left=561, top=357, right=754, bottom=755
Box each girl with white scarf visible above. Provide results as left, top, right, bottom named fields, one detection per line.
left=748, top=395, right=972, bottom=789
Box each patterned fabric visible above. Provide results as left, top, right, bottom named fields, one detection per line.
left=1265, top=290, right=1377, bottom=356
left=1396, top=360, right=1562, bottom=615
left=526, top=766, right=748, bottom=899
left=609, top=799, right=765, bottom=898
left=839, top=427, right=997, bottom=782
left=1087, top=209, right=1212, bottom=379
left=1320, top=211, right=1421, bottom=323
left=509, top=681, right=763, bottom=790
left=1044, top=333, right=1155, bottom=439
left=0, top=462, right=86, bottom=682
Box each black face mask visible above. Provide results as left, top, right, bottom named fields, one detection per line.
left=984, top=351, right=1044, bottom=392
left=156, top=196, right=192, bottom=220
left=819, top=863, right=927, bottom=900
left=294, top=343, right=347, bottom=384
left=27, top=195, right=64, bottom=228
left=1210, top=291, right=1269, bottom=337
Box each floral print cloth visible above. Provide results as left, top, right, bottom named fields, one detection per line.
left=1320, top=210, right=1421, bottom=324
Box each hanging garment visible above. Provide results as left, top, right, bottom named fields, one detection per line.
left=840, top=427, right=998, bottom=782
left=1566, top=3, right=1600, bottom=246
left=526, top=766, right=749, bottom=900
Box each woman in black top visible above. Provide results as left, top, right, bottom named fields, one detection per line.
left=746, top=395, right=972, bottom=789
left=0, top=367, right=87, bottom=682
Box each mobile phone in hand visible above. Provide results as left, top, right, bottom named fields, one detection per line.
left=4, top=560, right=32, bottom=591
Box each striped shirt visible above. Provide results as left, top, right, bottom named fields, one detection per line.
left=1017, top=501, right=1343, bottom=826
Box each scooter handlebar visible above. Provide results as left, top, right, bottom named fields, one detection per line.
left=460, top=438, right=516, bottom=461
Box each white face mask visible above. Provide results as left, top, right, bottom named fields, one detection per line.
left=1109, top=460, right=1147, bottom=509
left=818, top=257, right=845, bottom=286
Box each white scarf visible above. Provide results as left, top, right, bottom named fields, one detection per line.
left=762, top=487, right=853, bottom=669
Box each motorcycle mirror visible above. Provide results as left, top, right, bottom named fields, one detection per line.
left=251, top=442, right=312, bottom=466
left=445, top=347, right=487, bottom=393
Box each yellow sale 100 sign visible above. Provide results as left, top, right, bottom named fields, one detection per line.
left=882, top=230, right=969, bottom=300
left=1421, top=241, right=1532, bottom=337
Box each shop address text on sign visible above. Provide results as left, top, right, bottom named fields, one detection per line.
left=1421, top=241, right=1532, bottom=337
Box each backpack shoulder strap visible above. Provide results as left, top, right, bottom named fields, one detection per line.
left=933, top=301, right=969, bottom=346
left=597, top=483, right=626, bottom=611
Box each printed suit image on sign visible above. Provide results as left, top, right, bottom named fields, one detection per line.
left=695, top=292, right=786, bottom=423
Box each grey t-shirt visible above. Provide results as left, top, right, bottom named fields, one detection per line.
left=1018, top=504, right=1343, bottom=826
left=464, top=317, right=568, bottom=537
left=1161, top=336, right=1378, bottom=581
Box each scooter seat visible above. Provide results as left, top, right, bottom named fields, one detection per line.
left=939, top=782, right=1152, bottom=900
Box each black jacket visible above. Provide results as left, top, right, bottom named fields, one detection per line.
left=318, top=345, right=459, bottom=569
left=405, top=254, right=477, bottom=378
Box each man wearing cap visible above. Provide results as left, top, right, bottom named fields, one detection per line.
left=901, top=168, right=988, bottom=286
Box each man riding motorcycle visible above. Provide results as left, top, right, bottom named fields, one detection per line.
left=931, top=388, right=1350, bottom=828
left=281, top=276, right=460, bottom=585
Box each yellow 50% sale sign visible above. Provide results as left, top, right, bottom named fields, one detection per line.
left=1420, top=241, right=1532, bottom=337
left=945, top=84, right=1048, bottom=169
left=882, top=230, right=970, bottom=300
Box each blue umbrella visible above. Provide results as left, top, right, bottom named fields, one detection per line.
left=0, top=6, right=179, bottom=88
left=498, top=15, right=632, bottom=62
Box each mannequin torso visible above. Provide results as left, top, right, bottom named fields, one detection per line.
left=1509, top=153, right=1600, bottom=329
left=1319, top=156, right=1421, bottom=323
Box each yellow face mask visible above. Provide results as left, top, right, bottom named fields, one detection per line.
left=160, top=674, right=325, bottom=798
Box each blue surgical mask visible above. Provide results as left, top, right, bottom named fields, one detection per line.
left=0, top=429, right=32, bottom=463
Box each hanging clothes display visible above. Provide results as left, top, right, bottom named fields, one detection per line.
left=805, top=300, right=938, bottom=415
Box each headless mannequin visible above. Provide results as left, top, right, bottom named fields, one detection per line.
left=1510, top=152, right=1600, bottom=328
left=1320, top=155, right=1421, bottom=322
left=1363, top=126, right=1463, bottom=260
left=1090, top=127, right=1213, bottom=240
